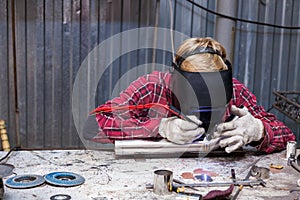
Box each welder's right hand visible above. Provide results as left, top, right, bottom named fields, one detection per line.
left=158, top=115, right=205, bottom=144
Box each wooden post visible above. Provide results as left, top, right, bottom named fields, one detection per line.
left=0, top=120, right=10, bottom=151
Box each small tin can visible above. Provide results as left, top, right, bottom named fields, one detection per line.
left=286, top=141, right=297, bottom=159
left=153, top=169, right=173, bottom=195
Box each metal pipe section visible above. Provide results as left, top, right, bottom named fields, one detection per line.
left=214, top=0, right=238, bottom=62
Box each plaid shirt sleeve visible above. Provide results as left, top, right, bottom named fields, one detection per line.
left=92, top=71, right=172, bottom=143
left=225, top=78, right=295, bottom=153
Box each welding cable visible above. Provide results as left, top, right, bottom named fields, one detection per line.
left=288, top=156, right=300, bottom=174
left=266, top=106, right=274, bottom=113
left=90, top=103, right=201, bottom=126
left=90, top=103, right=173, bottom=115
left=0, top=121, right=21, bottom=164
left=186, top=0, right=300, bottom=30
left=0, top=146, right=20, bottom=164
left=0, top=121, right=20, bottom=163
left=291, top=162, right=300, bottom=173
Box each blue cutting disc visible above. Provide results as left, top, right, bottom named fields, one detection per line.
left=44, top=172, right=85, bottom=187
left=5, top=174, right=45, bottom=189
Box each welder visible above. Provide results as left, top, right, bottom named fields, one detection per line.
left=92, top=37, right=295, bottom=154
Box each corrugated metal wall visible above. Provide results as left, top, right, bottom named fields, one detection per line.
left=233, top=0, right=300, bottom=140
left=0, top=0, right=299, bottom=149
left=0, top=0, right=161, bottom=149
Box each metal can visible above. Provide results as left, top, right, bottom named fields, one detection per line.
left=286, top=141, right=297, bottom=159
left=153, top=169, right=173, bottom=195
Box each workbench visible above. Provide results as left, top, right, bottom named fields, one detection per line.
left=1, top=148, right=300, bottom=200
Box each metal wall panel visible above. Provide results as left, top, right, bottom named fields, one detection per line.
left=0, top=0, right=11, bottom=144
left=0, top=0, right=160, bottom=149
left=234, top=0, right=300, bottom=139
left=0, top=0, right=9, bottom=128
left=0, top=0, right=299, bottom=149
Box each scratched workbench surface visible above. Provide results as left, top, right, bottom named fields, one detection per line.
left=1, top=149, right=299, bottom=200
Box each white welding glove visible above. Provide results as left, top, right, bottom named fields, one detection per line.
left=158, top=115, right=205, bottom=144
left=211, top=105, right=264, bottom=153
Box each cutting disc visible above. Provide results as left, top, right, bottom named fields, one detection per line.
left=5, top=174, right=45, bottom=189
left=44, top=172, right=85, bottom=187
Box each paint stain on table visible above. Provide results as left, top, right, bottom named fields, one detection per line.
left=180, top=172, right=194, bottom=179
left=181, top=168, right=219, bottom=180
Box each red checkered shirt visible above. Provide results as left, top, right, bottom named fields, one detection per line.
left=93, top=71, right=295, bottom=153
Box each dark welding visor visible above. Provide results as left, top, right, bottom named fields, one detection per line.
left=170, top=47, right=233, bottom=133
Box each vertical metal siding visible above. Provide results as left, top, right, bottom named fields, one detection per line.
left=1, top=0, right=160, bottom=149
left=234, top=0, right=300, bottom=138
left=0, top=0, right=8, bottom=118
left=0, top=0, right=10, bottom=143
left=0, top=0, right=299, bottom=149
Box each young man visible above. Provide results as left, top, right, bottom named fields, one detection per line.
left=92, top=37, right=295, bottom=154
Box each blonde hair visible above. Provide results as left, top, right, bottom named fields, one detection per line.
left=175, top=37, right=228, bottom=72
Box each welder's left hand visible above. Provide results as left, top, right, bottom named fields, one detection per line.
left=210, top=105, right=265, bottom=153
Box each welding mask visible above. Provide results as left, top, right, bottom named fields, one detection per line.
left=170, top=47, right=233, bottom=134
